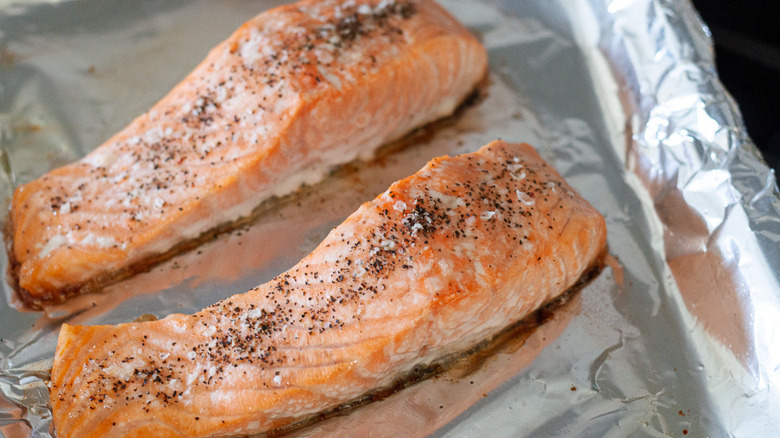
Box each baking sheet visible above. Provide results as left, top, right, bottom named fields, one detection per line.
left=1, top=0, right=779, bottom=436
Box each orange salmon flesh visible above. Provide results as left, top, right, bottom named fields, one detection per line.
left=7, top=0, right=488, bottom=306
left=50, top=140, right=607, bottom=437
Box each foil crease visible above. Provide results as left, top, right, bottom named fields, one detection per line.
left=1, top=0, right=779, bottom=437
left=596, top=0, right=780, bottom=432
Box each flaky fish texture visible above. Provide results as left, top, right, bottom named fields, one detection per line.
left=50, top=140, right=607, bottom=437
left=7, top=0, right=487, bottom=306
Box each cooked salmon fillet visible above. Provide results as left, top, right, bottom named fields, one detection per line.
left=7, top=0, right=487, bottom=306
left=50, top=140, right=607, bottom=437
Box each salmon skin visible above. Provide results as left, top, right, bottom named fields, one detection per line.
left=50, top=140, right=607, bottom=437
left=6, top=0, right=488, bottom=307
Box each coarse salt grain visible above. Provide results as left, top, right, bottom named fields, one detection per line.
left=516, top=190, right=535, bottom=206
left=481, top=211, right=496, bottom=220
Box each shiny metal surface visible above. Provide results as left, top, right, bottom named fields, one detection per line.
left=1, top=0, right=778, bottom=436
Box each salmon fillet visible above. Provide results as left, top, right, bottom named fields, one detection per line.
left=50, top=140, right=607, bottom=437
left=7, top=0, right=487, bottom=306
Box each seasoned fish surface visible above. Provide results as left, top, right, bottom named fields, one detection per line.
left=7, top=0, right=488, bottom=305
left=51, top=140, right=607, bottom=437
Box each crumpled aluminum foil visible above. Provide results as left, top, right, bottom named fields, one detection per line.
left=1, top=0, right=778, bottom=437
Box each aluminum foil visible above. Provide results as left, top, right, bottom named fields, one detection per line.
left=1, top=0, right=778, bottom=436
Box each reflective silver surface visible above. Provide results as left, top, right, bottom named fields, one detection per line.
left=1, top=0, right=778, bottom=436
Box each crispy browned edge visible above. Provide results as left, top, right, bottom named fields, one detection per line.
left=4, top=80, right=489, bottom=310
left=258, top=247, right=608, bottom=438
